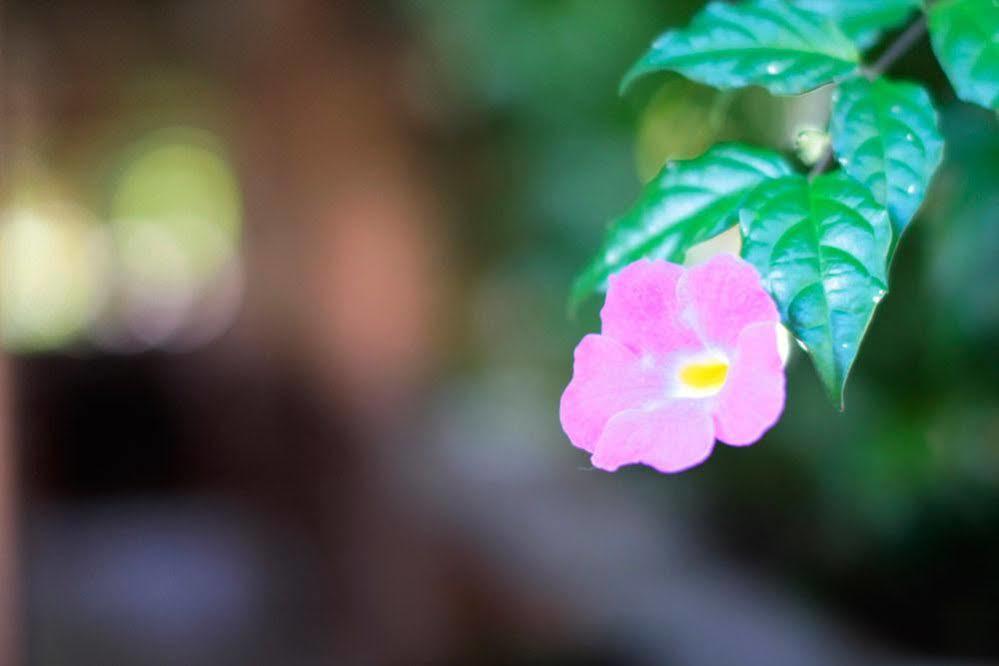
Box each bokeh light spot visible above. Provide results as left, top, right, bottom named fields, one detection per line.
left=0, top=204, right=110, bottom=352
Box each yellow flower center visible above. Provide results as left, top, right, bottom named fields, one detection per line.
left=678, top=359, right=729, bottom=395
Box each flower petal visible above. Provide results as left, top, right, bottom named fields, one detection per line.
left=600, top=259, right=701, bottom=355
left=713, top=322, right=785, bottom=446
left=560, top=334, right=664, bottom=453
left=680, top=254, right=778, bottom=352
left=590, top=400, right=715, bottom=473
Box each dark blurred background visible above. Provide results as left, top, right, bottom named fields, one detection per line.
left=1, top=1, right=998, bottom=664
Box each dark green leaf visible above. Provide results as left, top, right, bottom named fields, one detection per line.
left=928, top=0, right=999, bottom=109
left=570, top=143, right=793, bottom=310
left=830, top=77, right=944, bottom=247
left=622, top=0, right=860, bottom=96
left=739, top=173, right=892, bottom=407
left=790, top=0, right=921, bottom=50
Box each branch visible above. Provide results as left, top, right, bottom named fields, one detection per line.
left=811, top=15, right=930, bottom=180
left=866, top=16, right=928, bottom=79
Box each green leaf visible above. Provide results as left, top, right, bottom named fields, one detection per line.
left=927, top=0, right=999, bottom=109
left=621, top=0, right=861, bottom=96
left=830, top=77, right=944, bottom=248
left=789, top=0, right=921, bottom=50
left=634, top=78, right=730, bottom=182
left=570, top=144, right=793, bottom=311
left=739, top=173, right=892, bottom=407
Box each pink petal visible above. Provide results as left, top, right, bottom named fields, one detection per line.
left=713, top=322, right=785, bottom=446
left=680, top=254, right=778, bottom=352
left=600, top=259, right=701, bottom=355
left=560, top=334, right=664, bottom=454
left=590, top=400, right=715, bottom=473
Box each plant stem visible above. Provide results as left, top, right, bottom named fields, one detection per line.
left=811, top=15, right=929, bottom=179
left=866, top=16, right=928, bottom=78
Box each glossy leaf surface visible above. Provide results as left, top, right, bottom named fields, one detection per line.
left=927, top=0, right=999, bottom=109
left=570, top=144, right=793, bottom=310
left=830, top=77, right=944, bottom=246
left=790, top=0, right=921, bottom=49
left=739, top=173, right=891, bottom=407
left=622, top=0, right=860, bottom=96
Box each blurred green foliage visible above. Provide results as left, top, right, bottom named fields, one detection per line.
left=407, top=0, right=999, bottom=653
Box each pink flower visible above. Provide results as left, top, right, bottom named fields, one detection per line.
left=560, top=254, right=784, bottom=473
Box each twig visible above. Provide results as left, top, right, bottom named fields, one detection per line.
left=866, top=16, right=928, bottom=79
left=811, top=15, right=929, bottom=180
